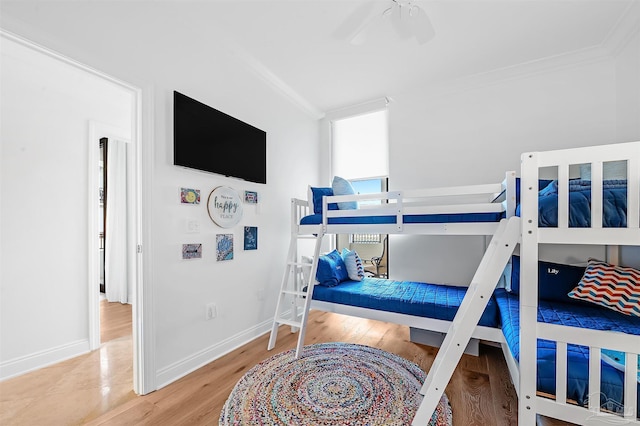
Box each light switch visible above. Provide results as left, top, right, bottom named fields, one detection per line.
left=186, top=219, right=200, bottom=233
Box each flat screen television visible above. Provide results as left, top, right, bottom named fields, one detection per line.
left=173, top=91, right=267, bottom=184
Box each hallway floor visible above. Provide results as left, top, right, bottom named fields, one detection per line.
left=0, top=300, right=134, bottom=425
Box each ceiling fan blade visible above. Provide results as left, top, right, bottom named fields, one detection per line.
left=332, top=1, right=377, bottom=41
left=408, top=5, right=435, bottom=44
left=386, top=3, right=413, bottom=40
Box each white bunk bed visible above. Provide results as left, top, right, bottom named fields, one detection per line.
left=268, top=171, right=517, bottom=359
left=516, top=141, right=640, bottom=425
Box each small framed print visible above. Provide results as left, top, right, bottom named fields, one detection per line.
left=244, top=226, right=257, bottom=250
left=182, top=243, right=202, bottom=260
left=181, top=188, right=200, bottom=204
left=244, top=190, right=258, bottom=204
left=216, top=234, right=234, bottom=261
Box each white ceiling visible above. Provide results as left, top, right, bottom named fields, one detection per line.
left=1, top=0, right=637, bottom=115
left=204, top=0, right=636, bottom=114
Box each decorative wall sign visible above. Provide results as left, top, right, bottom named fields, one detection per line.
left=182, top=243, right=202, bottom=260
left=207, top=186, right=243, bottom=228
left=244, top=191, right=258, bottom=204
left=216, top=234, right=234, bottom=261
left=244, top=226, right=258, bottom=250
left=181, top=187, right=201, bottom=204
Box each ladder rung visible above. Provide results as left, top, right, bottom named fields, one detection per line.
left=287, top=261, right=312, bottom=267
left=282, top=290, right=307, bottom=297
left=276, top=318, right=302, bottom=328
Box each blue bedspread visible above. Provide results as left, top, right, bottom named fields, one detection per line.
left=516, top=179, right=628, bottom=227
left=311, top=277, right=500, bottom=328
left=495, top=289, right=640, bottom=414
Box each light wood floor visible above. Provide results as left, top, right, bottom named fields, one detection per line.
left=1, top=302, right=572, bottom=425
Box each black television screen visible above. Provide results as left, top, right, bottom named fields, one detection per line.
left=173, top=91, right=267, bottom=184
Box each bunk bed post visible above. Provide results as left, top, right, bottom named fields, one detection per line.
left=519, top=151, right=540, bottom=426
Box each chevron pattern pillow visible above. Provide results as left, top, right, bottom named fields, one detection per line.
left=341, top=248, right=365, bottom=281
left=568, top=259, right=640, bottom=317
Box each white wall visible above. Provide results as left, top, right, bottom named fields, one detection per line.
left=0, top=36, right=133, bottom=377
left=0, top=3, right=319, bottom=387
left=389, top=35, right=639, bottom=283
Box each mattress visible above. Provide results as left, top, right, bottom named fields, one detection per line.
left=311, top=277, right=500, bottom=328
left=300, top=212, right=504, bottom=226
left=494, top=289, right=640, bottom=414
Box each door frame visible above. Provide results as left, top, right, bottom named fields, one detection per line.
left=1, top=30, right=155, bottom=395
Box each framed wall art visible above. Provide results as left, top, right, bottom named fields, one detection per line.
left=216, top=234, right=234, bottom=261
left=244, top=190, right=258, bottom=204
left=182, top=243, right=202, bottom=260
left=181, top=187, right=200, bottom=204
left=244, top=226, right=257, bottom=250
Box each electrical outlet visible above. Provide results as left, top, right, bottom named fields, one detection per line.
left=205, top=303, right=217, bottom=320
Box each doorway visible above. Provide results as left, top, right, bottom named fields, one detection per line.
left=1, top=30, right=150, bottom=395
left=98, top=137, right=134, bottom=343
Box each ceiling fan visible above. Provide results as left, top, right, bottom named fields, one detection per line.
left=333, top=0, right=435, bottom=46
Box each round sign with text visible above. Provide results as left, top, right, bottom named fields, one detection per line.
left=207, top=186, right=243, bottom=228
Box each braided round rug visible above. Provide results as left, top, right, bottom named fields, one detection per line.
left=219, top=342, right=452, bottom=425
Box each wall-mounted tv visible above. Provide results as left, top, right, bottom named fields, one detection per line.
left=173, top=91, right=267, bottom=184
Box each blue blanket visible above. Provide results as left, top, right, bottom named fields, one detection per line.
left=516, top=179, right=628, bottom=227
left=494, top=289, right=640, bottom=414
left=311, top=277, right=500, bottom=328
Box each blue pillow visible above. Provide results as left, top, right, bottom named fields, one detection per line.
left=315, top=249, right=349, bottom=286
left=331, top=176, right=358, bottom=210
left=509, top=255, right=586, bottom=304
left=310, top=187, right=338, bottom=214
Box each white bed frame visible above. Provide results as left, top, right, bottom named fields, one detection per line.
left=517, top=141, right=640, bottom=425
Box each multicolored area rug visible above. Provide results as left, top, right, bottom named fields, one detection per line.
left=219, top=342, right=452, bottom=425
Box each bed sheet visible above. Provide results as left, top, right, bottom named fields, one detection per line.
left=494, top=289, right=640, bottom=414
left=311, top=277, right=500, bottom=328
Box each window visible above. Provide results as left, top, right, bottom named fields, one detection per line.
left=331, top=109, right=388, bottom=180
left=331, top=107, right=389, bottom=277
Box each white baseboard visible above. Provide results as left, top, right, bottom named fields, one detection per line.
left=155, top=317, right=274, bottom=389
left=0, top=339, right=90, bottom=381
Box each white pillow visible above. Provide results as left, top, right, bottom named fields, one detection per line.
left=341, top=248, right=365, bottom=281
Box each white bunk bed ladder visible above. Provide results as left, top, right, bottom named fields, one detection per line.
left=267, top=200, right=325, bottom=359
left=412, top=216, right=521, bottom=425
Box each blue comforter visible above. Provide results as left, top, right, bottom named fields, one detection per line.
left=495, top=289, right=640, bottom=414
left=311, top=277, right=500, bottom=328
left=516, top=179, right=628, bottom=227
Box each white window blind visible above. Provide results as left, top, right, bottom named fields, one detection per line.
left=331, top=109, right=389, bottom=180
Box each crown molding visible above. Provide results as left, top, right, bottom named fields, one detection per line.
left=230, top=47, right=325, bottom=121
left=324, top=97, right=389, bottom=122
left=601, top=1, right=640, bottom=58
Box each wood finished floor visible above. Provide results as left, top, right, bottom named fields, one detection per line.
left=1, top=302, right=572, bottom=425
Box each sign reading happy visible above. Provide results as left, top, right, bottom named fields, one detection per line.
left=207, top=186, right=243, bottom=228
